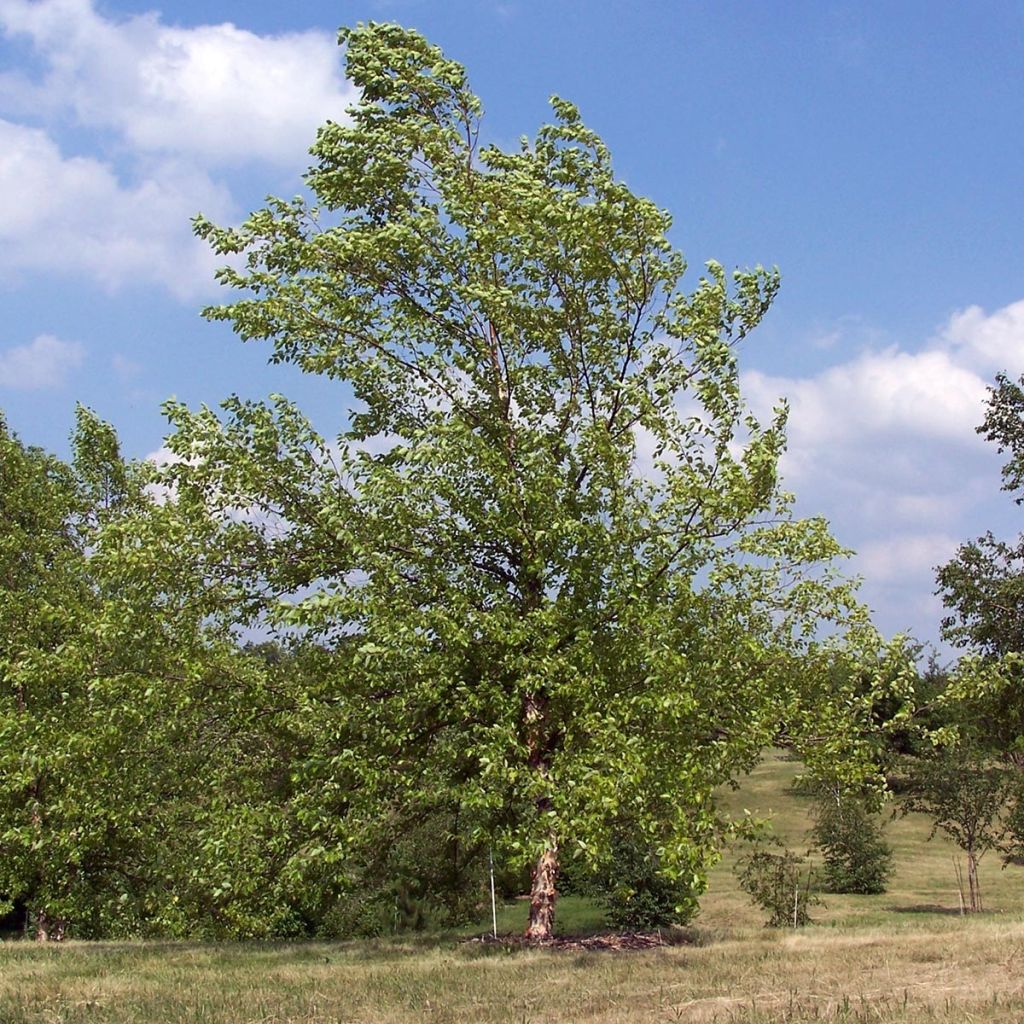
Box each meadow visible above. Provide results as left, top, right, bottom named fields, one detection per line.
left=3, top=751, right=1022, bottom=1024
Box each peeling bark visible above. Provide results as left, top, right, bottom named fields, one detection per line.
left=523, top=688, right=559, bottom=942
left=525, top=839, right=559, bottom=941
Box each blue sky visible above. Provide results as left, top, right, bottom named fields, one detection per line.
left=1, top=0, right=1022, bottom=653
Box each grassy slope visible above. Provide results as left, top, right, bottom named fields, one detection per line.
left=702, top=749, right=1024, bottom=930
left=3, top=751, right=1024, bottom=1024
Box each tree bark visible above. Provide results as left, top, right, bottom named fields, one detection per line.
left=33, top=909, right=66, bottom=943
left=525, top=838, right=559, bottom=942
left=522, top=687, right=559, bottom=942
left=967, top=849, right=982, bottom=913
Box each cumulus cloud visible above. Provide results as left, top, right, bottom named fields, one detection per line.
left=0, top=0, right=355, bottom=166
left=749, top=348, right=987, bottom=451
left=744, top=300, right=1024, bottom=507
left=0, top=119, right=232, bottom=296
left=938, top=299, right=1024, bottom=373
left=0, top=0, right=357, bottom=295
left=742, top=299, right=1024, bottom=646
left=0, top=333, right=84, bottom=390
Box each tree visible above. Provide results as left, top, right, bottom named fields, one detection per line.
left=0, top=410, right=302, bottom=939
left=0, top=413, right=95, bottom=939
left=0, top=409, right=199, bottom=939
left=936, top=372, right=1024, bottom=762
left=166, top=22, right=879, bottom=941
left=900, top=744, right=1015, bottom=913
left=938, top=373, right=1024, bottom=659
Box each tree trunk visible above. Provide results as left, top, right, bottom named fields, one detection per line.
left=522, top=685, right=558, bottom=943
left=967, top=849, right=982, bottom=913
left=525, top=838, right=559, bottom=942
left=33, top=909, right=66, bottom=943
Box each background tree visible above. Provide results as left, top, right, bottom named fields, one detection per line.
left=0, top=413, right=94, bottom=939
left=0, top=410, right=313, bottom=939
left=899, top=743, right=1015, bottom=913
left=809, top=784, right=892, bottom=895
left=936, top=372, right=1024, bottom=765
left=167, top=22, right=885, bottom=941
left=938, top=372, right=1024, bottom=659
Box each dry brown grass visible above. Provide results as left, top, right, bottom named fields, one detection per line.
left=2, top=919, right=1024, bottom=1022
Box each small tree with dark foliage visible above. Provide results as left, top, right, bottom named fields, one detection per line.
left=593, top=831, right=700, bottom=930
left=810, top=786, right=893, bottom=894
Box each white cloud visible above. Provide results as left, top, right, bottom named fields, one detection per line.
left=857, top=533, right=960, bottom=586
left=0, top=119, right=231, bottom=297
left=0, top=0, right=356, bottom=167
left=0, top=333, right=84, bottom=390
left=743, top=299, right=1024, bottom=502
left=938, top=299, right=1024, bottom=373
left=0, top=0, right=358, bottom=296
left=746, top=347, right=988, bottom=460
left=740, top=298, right=1024, bottom=648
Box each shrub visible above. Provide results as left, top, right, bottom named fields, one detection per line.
left=319, top=885, right=461, bottom=938
left=810, top=790, right=893, bottom=894
left=307, top=801, right=488, bottom=937
left=735, top=844, right=819, bottom=927
left=593, top=835, right=700, bottom=930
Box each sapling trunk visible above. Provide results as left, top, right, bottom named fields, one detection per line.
left=967, top=849, right=982, bottom=913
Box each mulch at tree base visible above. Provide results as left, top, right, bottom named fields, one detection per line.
left=466, top=930, right=691, bottom=951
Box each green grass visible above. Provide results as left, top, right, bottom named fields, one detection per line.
left=704, top=750, right=1024, bottom=930
left=489, top=749, right=1024, bottom=935
left=4, top=750, right=1024, bottom=1023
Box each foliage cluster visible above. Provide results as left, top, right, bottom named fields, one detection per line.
left=809, top=789, right=893, bottom=895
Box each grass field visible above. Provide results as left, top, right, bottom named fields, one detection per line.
left=3, top=751, right=1023, bottom=1023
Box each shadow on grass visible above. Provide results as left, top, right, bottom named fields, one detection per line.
left=888, top=903, right=967, bottom=916
left=456, top=924, right=703, bottom=958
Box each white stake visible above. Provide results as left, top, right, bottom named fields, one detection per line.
left=489, top=848, right=498, bottom=939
